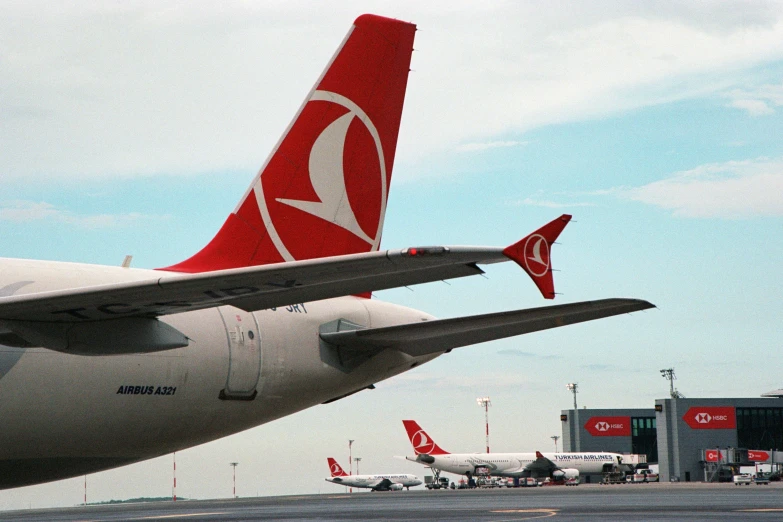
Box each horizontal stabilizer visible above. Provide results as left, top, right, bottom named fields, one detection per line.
left=320, top=298, right=654, bottom=357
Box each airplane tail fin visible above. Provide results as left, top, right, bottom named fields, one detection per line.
left=162, top=14, right=417, bottom=273
left=402, top=420, right=450, bottom=455
left=503, top=214, right=572, bottom=299
left=327, top=457, right=349, bottom=477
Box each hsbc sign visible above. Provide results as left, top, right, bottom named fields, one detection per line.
left=748, top=450, right=771, bottom=462
left=683, top=407, right=736, bottom=430
left=584, top=416, right=631, bottom=437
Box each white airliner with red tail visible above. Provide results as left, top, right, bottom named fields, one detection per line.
left=403, top=420, right=626, bottom=482
left=0, top=14, right=652, bottom=489
left=325, top=458, right=421, bottom=491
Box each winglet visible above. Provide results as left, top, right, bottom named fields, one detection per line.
left=402, top=420, right=450, bottom=455
left=536, top=451, right=545, bottom=459
left=502, top=214, right=572, bottom=299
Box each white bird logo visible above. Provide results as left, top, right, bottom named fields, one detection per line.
left=523, top=234, right=550, bottom=277
left=277, top=111, right=373, bottom=244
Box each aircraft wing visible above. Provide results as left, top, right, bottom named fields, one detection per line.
left=0, top=214, right=573, bottom=324
left=370, top=478, right=393, bottom=491
left=319, top=298, right=654, bottom=357
left=0, top=246, right=502, bottom=323
left=523, top=452, right=559, bottom=476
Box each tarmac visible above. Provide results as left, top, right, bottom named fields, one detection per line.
left=2, top=482, right=783, bottom=521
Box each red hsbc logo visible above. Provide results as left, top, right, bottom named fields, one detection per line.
left=748, top=450, right=770, bottom=462
left=704, top=449, right=720, bottom=462
left=683, top=407, right=736, bottom=429
left=584, top=416, right=631, bottom=437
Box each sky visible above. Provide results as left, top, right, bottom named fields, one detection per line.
left=2, top=0, right=783, bottom=510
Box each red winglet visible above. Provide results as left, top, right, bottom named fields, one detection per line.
left=502, top=214, right=572, bottom=299
left=536, top=451, right=545, bottom=459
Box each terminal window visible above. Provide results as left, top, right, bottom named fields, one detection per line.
left=737, top=408, right=783, bottom=450
left=631, top=417, right=658, bottom=463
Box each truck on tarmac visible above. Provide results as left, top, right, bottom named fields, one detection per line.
left=424, top=476, right=452, bottom=490
left=627, top=469, right=659, bottom=483
left=753, top=473, right=770, bottom=485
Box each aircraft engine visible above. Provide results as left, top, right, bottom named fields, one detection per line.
left=552, top=468, right=579, bottom=480
left=389, top=483, right=404, bottom=491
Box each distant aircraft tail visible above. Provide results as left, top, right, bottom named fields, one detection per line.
left=503, top=214, right=572, bottom=299
left=402, top=420, right=450, bottom=455
left=162, top=14, right=417, bottom=273
left=327, top=457, right=349, bottom=477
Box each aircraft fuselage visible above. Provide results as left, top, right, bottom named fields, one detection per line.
left=0, top=259, right=435, bottom=489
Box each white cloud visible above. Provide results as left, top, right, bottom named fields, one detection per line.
left=608, top=158, right=783, bottom=218
left=3, top=3, right=783, bottom=181
left=728, top=99, right=774, bottom=116
left=513, top=197, right=595, bottom=209
left=0, top=200, right=168, bottom=228
left=456, top=140, right=527, bottom=152
left=383, top=369, right=538, bottom=391
left=726, top=83, right=783, bottom=115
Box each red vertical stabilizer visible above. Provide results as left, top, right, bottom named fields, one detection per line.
left=162, top=15, right=416, bottom=273
left=327, top=457, right=349, bottom=477
left=402, top=420, right=450, bottom=455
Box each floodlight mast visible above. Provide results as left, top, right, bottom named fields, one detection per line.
left=566, top=383, right=579, bottom=451
left=551, top=435, right=560, bottom=452
left=348, top=439, right=354, bottom=493
left=476, top=397, right=492, bottom=453
left=229, top=462, right=238, bottom=499
left=660, top=368, right=685, bottom=399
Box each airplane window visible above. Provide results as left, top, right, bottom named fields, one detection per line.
left=248, top=331, right=255, bottom=340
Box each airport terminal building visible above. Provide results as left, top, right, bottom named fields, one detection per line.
left=561, top=396, right=783, bottom=482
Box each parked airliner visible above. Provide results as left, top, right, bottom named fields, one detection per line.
left=0, top=14, right=652, bottom=489
left=325, top=458, right=420, bottom=491
left=403, top=420, right=627, bottom=481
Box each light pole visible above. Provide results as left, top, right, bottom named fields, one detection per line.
left=566, top=383, right=579, bottom=452
left=476, top=397, right=492, bottom=453
left=660, top=368, right=684, bottom=398
left=348, top=440, right=354, bottom=493
left=551, top=435, right=560, bottom=453
left=354, top=457, right=362, bottom=476
left=230, top=462, right=238, bottom=499
left=173, top=452, right=177, bottom=502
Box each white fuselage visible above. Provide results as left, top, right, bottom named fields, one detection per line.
left=326, top=474, right=422, bottom=489
left=0, top=258, right=438, bottom=489
left=423, top=452, right=623, bottom=477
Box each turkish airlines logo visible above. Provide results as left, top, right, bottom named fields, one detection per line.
left=412, top=430, right=436, bottom=454
left=523, top=234, right=550, bottom=277
left=683, top=407, right=735, bottom=429
left=330, top=463, right=342, bottom=475
left=254, top=90, right=387, bottom=262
